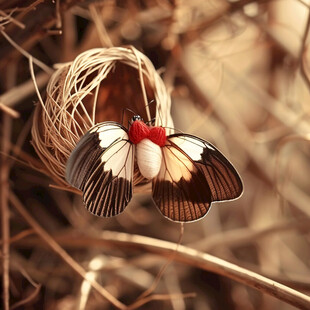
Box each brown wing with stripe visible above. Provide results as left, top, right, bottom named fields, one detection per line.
left=66, top=122, right=134, bottom=217
left=152, top=134, right=243, bottom=222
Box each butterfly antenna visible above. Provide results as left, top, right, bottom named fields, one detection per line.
left=145, top=117, right=156, bottom=126
left=121, top=107, right=138, bottom=126
left=144, top=99, right=167, bottom=127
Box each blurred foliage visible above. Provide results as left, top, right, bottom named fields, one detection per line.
left=1, top=0, right=310, bottom=309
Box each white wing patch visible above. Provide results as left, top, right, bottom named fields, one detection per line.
left=168, top=135, right=208, bottom=161
left=90, top=123, right=128, bottom=149
left=66, top=122, right=134, bottom=217
left=102, top=138, right=133, bottom=179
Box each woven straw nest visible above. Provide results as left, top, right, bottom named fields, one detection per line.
left=31, top=46, right=173, bottom=188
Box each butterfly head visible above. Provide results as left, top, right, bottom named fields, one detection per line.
left=131, top=115, right=143, bottom=122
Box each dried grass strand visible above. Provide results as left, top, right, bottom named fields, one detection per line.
left=299, top=10, right=310, bottom=89
left=9, top=192, right=127, bottom=310
left=96, top=231, right=310, bottom=310
left=127, top=292, right=196, bottom=310
left=136, top=223, right=184, bottom=302
left=1, top=114, right=11, bottom=310
left=12, top=229, right=310, bottom=309
left=89, top=3, right=113, bottom=47
left=10, top=284, right=41, bottom=310
left=190, top=217, right=310, bottom=251
left=0, top=71, right=50, bottom=108
left=0, top=103, right=19, bottom=118
left=0, top=30, right=53, bottom=74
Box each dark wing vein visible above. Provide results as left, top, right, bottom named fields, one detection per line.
left=152, top=133, right=243, bottom=222
left=66, top=122, right=134, bottom=217
left=152, top=141, right=211, bottom=222
left=167, top=134, right=243, bottom=202
left=198, top=141, right=243, bottom=201
left=82, top=139, right=134, bottom=217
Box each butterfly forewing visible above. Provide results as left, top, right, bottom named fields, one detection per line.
left=66, top=122, right=134, bottom=217
left=152, top=134, right=243, bottom=222
left=169, top=134, right=243, bottom=200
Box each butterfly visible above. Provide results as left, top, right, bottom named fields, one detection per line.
left=65, top=116, right=243, bottom=222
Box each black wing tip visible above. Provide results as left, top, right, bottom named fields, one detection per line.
left=214, top=169, right=244, bottom=202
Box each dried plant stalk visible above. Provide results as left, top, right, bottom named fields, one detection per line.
left=31, top=46, right=173, bottom=186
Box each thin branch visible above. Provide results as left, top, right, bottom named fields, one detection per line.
left=0, top=103, right=19, bottom=118
left=9, top=192, right=127, bottom=310
left=189, top=217, right=310, bottom=251
left=97, top=231, right=310, bottom=310
left=0, top=30, right=53, bottom=74
left=11, top=230, right=310, bottom=310
left=0, top=71, right=50, bottom=108
left=127, top=292, right=196, bottom=310
left=10, top=285, right=42, bottom=310
left=73, top=231, right=310, bottom=310
left=1, top=114, right=12, bottom=310
left=0, top=9, right=25, bottom=29
left=0, top=229, right=35, bottom=245
left=300, top=10, right=310, bottom=90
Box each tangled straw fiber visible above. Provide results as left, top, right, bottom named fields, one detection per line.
left=31, top=46, right=173, bottom=187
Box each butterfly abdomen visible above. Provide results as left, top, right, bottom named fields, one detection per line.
left=136, top=138, right=162, bottom=179
left=128, top=119, right=166, bottom=179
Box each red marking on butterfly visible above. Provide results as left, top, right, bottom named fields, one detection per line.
left=128, top=120, right=150, bottom=144
left=66, top=116, right=243, bottom=222
left=128, top=120, right=166, bottom=147
left=149, top=127, right=166, bottom=147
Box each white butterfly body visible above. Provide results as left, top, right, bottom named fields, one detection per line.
left=136, top=138, right=162, bottom=180
left=66, top=117, right=243, bottom=222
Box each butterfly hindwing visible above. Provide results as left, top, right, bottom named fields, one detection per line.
left=66, top=122, right=134, bottom=217
left=152, top=133, right=243, bottom=222
left=152, top=137, right=212, bottom=222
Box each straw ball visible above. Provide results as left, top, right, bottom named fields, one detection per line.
left=31, top=46, right=173, bottom=187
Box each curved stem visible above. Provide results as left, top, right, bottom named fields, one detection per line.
left=98, top=231, right=310, bottom=310
left=8, top=199, right=310, bottom=309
